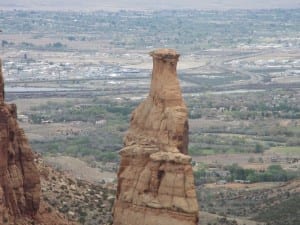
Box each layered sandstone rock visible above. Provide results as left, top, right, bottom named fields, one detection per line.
left=0, top=59, right=41, bottom=224
left=113, top=49, right=199, bottom=225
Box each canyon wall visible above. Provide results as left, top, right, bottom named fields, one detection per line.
left=0, top=59, right=41, bottom=223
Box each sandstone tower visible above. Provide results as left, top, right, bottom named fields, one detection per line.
left=0, top=59, right=41, bottom=223
left=113, top=49, right=199, bottom=225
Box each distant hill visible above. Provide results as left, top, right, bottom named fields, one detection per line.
left=0, top=0, right=299, bottom=11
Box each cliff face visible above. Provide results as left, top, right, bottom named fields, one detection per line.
left=0, top=59, right=41, bottom=223
left=113, top=49, right=199, bottom=225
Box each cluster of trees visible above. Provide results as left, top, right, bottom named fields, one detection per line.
left=29, top=100, right=136, bottom=124
left=33, top=136, right=120, bottom=162
left=189, top=134, right=266, bottom=155
left=225, top=164, right=297, bottom=183
left=194, top=164, right=298, bottom=185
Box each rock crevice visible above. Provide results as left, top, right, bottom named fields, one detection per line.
left=113, top=49, right=199, bottom=225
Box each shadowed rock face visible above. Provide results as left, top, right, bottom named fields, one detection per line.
left=113, top=49, right=199, bottom=225
left=0, top=60, right=4, bottom=102
left=0, top=59, right=40, bottom=222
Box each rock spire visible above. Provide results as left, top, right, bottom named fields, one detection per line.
left=113, top=49, right=199, bottom=225
left=0, top=59, right=41, bottom=223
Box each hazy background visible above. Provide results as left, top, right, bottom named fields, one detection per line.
left=0, top=0, right=299, bottom=11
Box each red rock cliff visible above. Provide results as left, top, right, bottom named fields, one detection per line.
left=113, top=49, right=199, bottom=225
left=0, top=59, right=41, bottom=223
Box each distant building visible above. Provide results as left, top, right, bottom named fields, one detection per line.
left=217, top=180, right=227, bottom=185
left=41, top=119, right=53, bottom=124
left=234, top=179, right=250, bottom=184
left=95, top=120, right=107, bottom=126
left=18, top=114, right=29, bottom=123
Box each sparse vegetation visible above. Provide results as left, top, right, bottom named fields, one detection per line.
left=39, top=159, right=115, bottom=225
left=198, top=180, right=300, bottom=224
left=254, top=193, right=300, bottom=225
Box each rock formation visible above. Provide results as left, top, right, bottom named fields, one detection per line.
left=113, top=49, right=199, bottom=225
left=0, top=58, right=41, bottom=223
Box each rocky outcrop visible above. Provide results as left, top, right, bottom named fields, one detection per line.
left=113, top=49, right=199, bottom=225
left=0, top=59, right=41, bottom=223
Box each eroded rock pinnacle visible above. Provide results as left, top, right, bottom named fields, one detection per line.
left=113, top=49, right=199, bottom=225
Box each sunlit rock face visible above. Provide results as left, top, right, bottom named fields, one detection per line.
left=0, top=59, right=41, bottom=223
left=113, top=49, right=199, bottom=225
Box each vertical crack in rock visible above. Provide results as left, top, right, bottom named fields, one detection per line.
left=113, top=49, right=199, bottom=225
left=0, top=59, right=41, bottom=222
